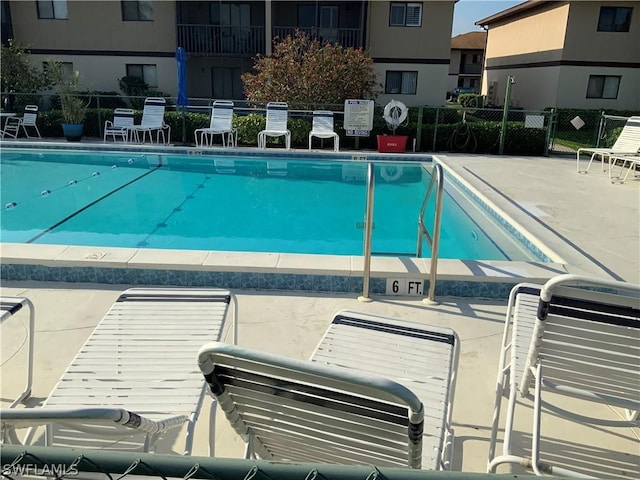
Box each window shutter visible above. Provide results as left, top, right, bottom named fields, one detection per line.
left=406, top=3, right=422, bottom=26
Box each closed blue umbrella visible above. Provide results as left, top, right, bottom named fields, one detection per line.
left=176, top=47, right=188, bottom=111
left=175, top=47, right=188, bottom=144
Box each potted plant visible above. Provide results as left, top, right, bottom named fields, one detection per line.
left=377, top=99, right=409, bottom=153
left=47, top=60, right=89, bottom=141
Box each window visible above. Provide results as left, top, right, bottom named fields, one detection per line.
left=37, top=1, right=68, bottom=19
left=126, top=64, right=157, bottom=87
left=597, top=6, right=632, bottom=32
left=389, top=2, right=422, bottom=27
left=385, top=71, right=418, bottom=94
left=211, top=3, right=250, bottom=26
left=122, top=1, right=152, bottom=21
left=586, top=75, right=621, bottom=99
left=43, top=61, right=73, bottom=80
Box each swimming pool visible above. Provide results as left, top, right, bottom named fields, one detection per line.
left=0, top=147, right=547, bottom=262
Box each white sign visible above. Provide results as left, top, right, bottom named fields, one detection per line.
left=385, top=278, right=425, bottom=296
left=344, top=99, right=374, bottom=136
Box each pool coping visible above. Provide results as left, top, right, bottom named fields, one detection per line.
left=0, top=140, right=571, bottom=297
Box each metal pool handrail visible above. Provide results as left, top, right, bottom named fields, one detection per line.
left=417, top=163, right=444, bottom=303
left=359, top=162, right=375, bottom=302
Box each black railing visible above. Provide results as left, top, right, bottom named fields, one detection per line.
left=459, top=64, right=482, bottom=75
left=273, top=26, right=363, bottom=48
left=177, top=24, right=266, bottom=56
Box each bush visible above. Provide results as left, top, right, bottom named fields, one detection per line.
left=458, top=93, right=483, bottom=108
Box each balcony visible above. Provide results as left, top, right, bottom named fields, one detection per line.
left=273, top=26, right=363, bottom=49
left=177, top=24, right=266, bottom=56
left=459, top=63, right=482, bottom=75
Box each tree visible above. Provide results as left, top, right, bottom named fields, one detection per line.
left=242, top=31, right=380, bottom=105
left=0, top=40, right=48, bottom=94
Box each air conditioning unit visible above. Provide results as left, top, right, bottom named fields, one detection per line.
left=487, top=81, right=498, bottom=106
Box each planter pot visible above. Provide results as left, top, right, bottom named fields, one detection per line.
left=377, top=135, right=408, bottom=153
left=62, top=123, right=84, bottom=142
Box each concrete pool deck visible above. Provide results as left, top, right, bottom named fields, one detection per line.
left=1, top=150, right=639, bottom=476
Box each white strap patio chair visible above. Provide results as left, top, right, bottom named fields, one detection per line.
left=257, top=102, right=291, bottom=150
left=198, top=310, right=459, bottom=470
left=103, top=108, right=135, bottom=142
left=130, top=97, right=171, bottom=144
left=1, top=105, right=41, bottom=139
left=0, top=288, right=237, bottom=455
left=487, top=274, right=640, bottom=477
left=195, top=100, right=237, bottom=147
left=308, top=110, right=339, bottom=151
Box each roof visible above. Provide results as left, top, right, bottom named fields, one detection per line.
left=475, top=1, right=564, bottom=27
left=451, top=31, right=486, bottom=50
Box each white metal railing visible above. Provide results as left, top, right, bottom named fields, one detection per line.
left=416, top=163, right=444, bottom=303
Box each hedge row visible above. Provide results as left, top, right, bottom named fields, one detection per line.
left=36, top=108, right=547, bottom=155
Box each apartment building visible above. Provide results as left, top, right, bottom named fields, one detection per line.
left=448, top=31, right=485, bottom=94
left=2, top=0, right=456, bottom=107
left=477, top=1, right=640, bottom=110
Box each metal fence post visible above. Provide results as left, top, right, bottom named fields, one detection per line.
left=498, top=75, right=515, bottom=155
left=416, top=106, right=423, bottom=151
left=432, top=107, right=439, bottom=152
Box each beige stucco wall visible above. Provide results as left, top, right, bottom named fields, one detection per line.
left=484, top=3, right=569, bottom=59
left=367, top=1, right=453, bottom=107
left=556, top=66, right=640, bottom=109
left=481, top=68, right=561, bottom=110
left=374, top=63, right=449, bottom=107
left=367, top=0, right=454, bottom=58
left=9, top=1, right=176, bottom=51
left=564, top=1, right=640, bottom=62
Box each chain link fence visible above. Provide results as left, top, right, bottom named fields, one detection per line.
left=1, top=91, right=636, bottom=157
left=0, top=444, right=553, bottom=480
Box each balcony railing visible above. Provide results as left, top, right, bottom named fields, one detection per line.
left=177, top=24, right=266, bottom=56
left=459, top=64, right=482, bottom=75
left=273, top=26, right=363, bottom=49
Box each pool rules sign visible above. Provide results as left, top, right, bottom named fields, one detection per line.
left=344, top=99, right=374, bottom=136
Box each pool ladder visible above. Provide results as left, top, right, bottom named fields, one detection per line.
left=417, top=163, right=444, bottom=303
left=359, top=162, right=444, bottom=303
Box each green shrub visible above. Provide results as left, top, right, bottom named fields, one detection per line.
left=458, top=94, right=483, bottom=108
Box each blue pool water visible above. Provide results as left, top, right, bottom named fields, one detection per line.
left=0, top=148, right=544, bottom=261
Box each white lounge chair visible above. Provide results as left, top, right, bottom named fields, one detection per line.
left=1, top=296, right=35, bottom=407
left=257, top=102, right=291, bottom=150
left=609, top=154, right=640, bottom=184
left=576, top=116, right=640, bottom=173
left=130, top=97, right=171, bottom=144
left=194, top=100, right=237, bottom=148
left=1, top=105, right=41, bottom=139
left=198, top=310, right=459, bottom=470
left=308, top=110, right=339, bottom=151
left=487, top=274, right=640, bottom=477
left=103, top=108, right=135, bottom=142
left=1, top=288, right=237, bottom=454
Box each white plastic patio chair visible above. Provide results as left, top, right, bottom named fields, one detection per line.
left=487, top=274, right=640, bottom=477
left=198, top=310, right=459, bottom=470
left=130, top=97, right=171, bottom=144
left=257, top=102, right=291, bottom=150
left=1, top=105, right=41, bottom=139
left=308, top=110, right=339, bottom=151
left=576, top=116, right=640, bottom=173
left=103, top=108, right=135, bottom=142
left=0, top=288, right=238, bottom=455
left=194, top=100, right=237, bottom=147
